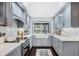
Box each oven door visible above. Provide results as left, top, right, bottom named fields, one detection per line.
left=23, top=39, right=30, bottom=56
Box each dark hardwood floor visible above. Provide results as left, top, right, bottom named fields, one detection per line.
left=50, top=47, right=58, bottom=56
left=26, top=47, right=36, bottom=56
left=25, top=47, right=58, bottom=56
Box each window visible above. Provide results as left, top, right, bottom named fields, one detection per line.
left=33, top=23, right=49, bottom=34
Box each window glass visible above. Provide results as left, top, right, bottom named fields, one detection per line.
left=34, top=23, right=49, bottom=34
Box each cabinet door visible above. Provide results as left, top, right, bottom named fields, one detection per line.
left=52, top=36, right=55, bottom=48
left=51, top=36, right=53, bottom=47
left=12, top=3, right=24, bottom=19
left=52, top=37, right=57, bottom=50
left=0, top=2, right=6, bottom=26
left=35, top=38, right=41, bottom=46
left=12, top=3, right=18, bottom=16
left=54, top=16, right=59, bottom=29
left=42, top=38, right=51, bottom=47
left=71, top=3, right=79, bottom=27
left=56, top=39, right=62, bottom=55
left=54, top=13, right=64, bottom=29
left=32, top=38, right=41, bottom=47
left=52, top=36, right=62, bottom=55
left=63, top=4, right=71, bottom=27
left=57, top=13, right=64, bottom=28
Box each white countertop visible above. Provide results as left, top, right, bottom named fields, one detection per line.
left=0, top=39, right=27, bottom=56
left=52, top=34, right=79, bottom=41
left=0, top=36, right=31, bottom=56
left=0, top=34, right=32, bottom=56
left=0, top=43, right=20, bottom=56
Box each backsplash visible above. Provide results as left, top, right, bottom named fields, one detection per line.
left=0, top=26, right=17, bottom=37
left=6, top=27, right=17, bottom=37
left=0, top=26, right=6, bottom=33
left=60, top=27, right=79, bottom=36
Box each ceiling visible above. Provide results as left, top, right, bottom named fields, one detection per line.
left=23, top=2, right=67, bottom=18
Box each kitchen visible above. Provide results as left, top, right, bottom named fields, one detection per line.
left=0, top=2, right=79, bottom=56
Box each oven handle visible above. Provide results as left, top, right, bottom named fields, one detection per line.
left=24, top=43, right=30, bottom=49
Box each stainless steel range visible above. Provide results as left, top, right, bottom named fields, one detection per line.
left=21, top=39, right=30, bottom=56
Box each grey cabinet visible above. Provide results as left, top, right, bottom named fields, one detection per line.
left=33, top=38, right=51, bottom=47
left=63, top=4, right=71, bottom=27
left=53, top=2, right=79, bottom=28
left=32, top=35, right=51, bottom=47
left=52, top=35, right=79, bottom=56
left=12, top=3, right=25, bottom=22
left=42, top=38, right=51, bottom=46
left=0, top=2, right=13, bottom=27
left=12, top=3, right=24, bottom=19
left=71, top=3, right=79, bottom=27
left=52, top=36, right=63, bottom=55
left=0, top=2, right=6, bottom=26
left=54, top=13, right=64, bottom=29
left=52, top=36, right=58, bottom=52
left=12, top=2, right=27, bottom=28
left=33, top=38, right=41, bottom=47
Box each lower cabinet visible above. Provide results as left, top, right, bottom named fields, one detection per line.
left=32, top=38, right=41, bottom=47
left=32, top=37, right=51, bottom=47
left=57, top=40, right=62, bottom=55
left=7, top=45, right=21, bottom=56
left=42, top=38, right=51, bottom=46
left=52, top=36, right=79, bottom=56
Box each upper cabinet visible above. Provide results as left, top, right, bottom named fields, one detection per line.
left=63, top=3, right=71, bottom=27
left=54, top=13, right=64, bottom=29
left=12, top=2, right=28, bottom=28
left=53, top=2, right=79, bottom=29
left=71, top=2, right=79, bottom=27
left=0, top=2, right=6, bottom=26
left=0, top=2, right=28, bottom=28
left=12, top=3, right=24, bottom=20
